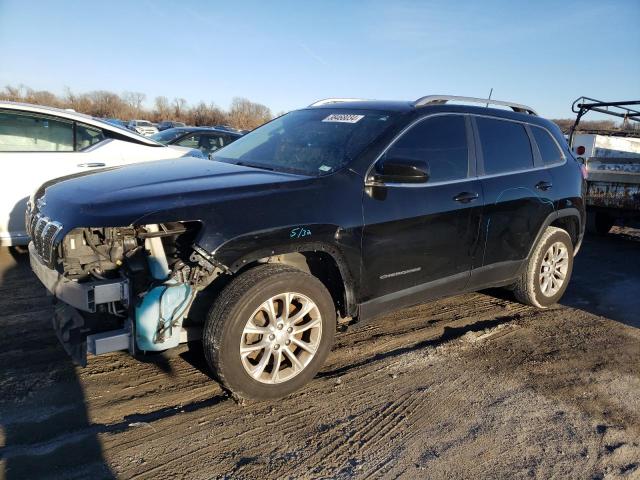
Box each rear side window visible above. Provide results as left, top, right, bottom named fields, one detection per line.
left=0, top=111, right=74, bottom=152
left=388, top=115, right=469, bottom=182
left=531, top=127, right=563, bottom=165
left=476, top=117, right=534, bottom=175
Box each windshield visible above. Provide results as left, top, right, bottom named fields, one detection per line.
left=137, top=121, right=153, bottom=127
left=212, top=109, right=397, bottom=176
left=151, top=128, right=189, bottom=144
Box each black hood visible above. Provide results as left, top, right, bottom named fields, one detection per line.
left=37, top=157, right=310, bottom=233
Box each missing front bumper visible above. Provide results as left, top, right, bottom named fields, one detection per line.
left=53, top=302, right=89, bottom=366
left=29, top=242, right=129, bottom=313
left=52, top=302, right=133, bottom=366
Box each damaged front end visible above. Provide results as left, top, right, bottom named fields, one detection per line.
left=29, top=220, right=224, bottom=365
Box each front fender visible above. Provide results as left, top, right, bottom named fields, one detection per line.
left=207, top=223, right=361, bottom=316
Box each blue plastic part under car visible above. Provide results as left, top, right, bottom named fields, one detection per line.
left=135, top=281, right=192, bottom=351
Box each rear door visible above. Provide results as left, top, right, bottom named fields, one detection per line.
left=472, top=116, right=554, bottom=284
left=361, top=114, right=483, bottom=312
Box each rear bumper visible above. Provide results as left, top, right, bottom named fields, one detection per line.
left=29, top=242, right=129, bottom=313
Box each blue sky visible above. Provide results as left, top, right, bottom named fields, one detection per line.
left=1, top=0, right=638, bottom=118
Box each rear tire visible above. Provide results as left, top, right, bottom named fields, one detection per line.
left=202, top=264, right=336, bottom=401
left=513, top=227, right=574, bottom=308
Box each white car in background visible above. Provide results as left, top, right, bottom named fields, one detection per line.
left=0, top=101, right=203, bottom=246
left=127, top=119, right=158, bottom=136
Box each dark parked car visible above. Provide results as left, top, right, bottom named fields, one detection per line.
left=102, top=118, right=127, bottom=129
left=27, top=95, right=585, bottom=400
left=151, top=127, right=242, bottom=158
left=213, top=124, right=240, bottom=132
left=157, top=120, right=186, bottom=131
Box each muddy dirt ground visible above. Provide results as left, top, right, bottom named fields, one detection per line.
left=0, top=229, right=638, bottom=480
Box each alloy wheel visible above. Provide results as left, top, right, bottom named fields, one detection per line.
left=239, top=292, right=322, bottom=384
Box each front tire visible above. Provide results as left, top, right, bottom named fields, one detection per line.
left=203, top=264, right=336, bottom=400
left=513, top=227, right=574, bottom=308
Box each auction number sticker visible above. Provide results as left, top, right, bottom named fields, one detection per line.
left=322, top=114, right=364, bottom=123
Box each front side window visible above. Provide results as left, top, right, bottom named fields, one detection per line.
left=176, top=134, right=199, bottom=149
left=76, top=123, right=105, bottom=151
left=531, top=126, right=563, bottom=165
left=476, top=117, right=534, bottom=175
left=178, top=133, right=235, bottom=157
left=0, top=111, right=74, bottom=152
left=386, top=115, right=469, bottom=182
left=213, top=109, right=398, bottom=176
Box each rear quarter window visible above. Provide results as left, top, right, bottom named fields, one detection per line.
left=76, top=123, right=105, bottom=151
left=531, top=126, right=564, bottom=165
left=476, top=117, right=534, bottom=175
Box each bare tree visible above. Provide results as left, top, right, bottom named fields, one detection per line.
left=0, top=84, right=274, bottom=129
left=122, top=91, right=147, bottom=116
left=1, top=84, right=23, bottom=101
left=190, top=101, right=228, bottom=126
left=173, top=97, right=187, bottom=119
left=154, top=96, right=171, bottom=121
left=553, top=118, right=620, bottom=134
left=228, top=97, right=272, bottom=130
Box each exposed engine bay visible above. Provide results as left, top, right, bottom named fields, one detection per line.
left=60, top=222, right=210, bottom=284
left=51, top=222, right=225, bottom=359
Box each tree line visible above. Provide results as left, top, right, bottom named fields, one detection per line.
left=0, top=85, right=273, bottom=130
left=552, top=118, right=639, bottom=135
left=3, top=84, right=638, bottom=134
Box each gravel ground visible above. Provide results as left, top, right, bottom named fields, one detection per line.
left=0, top=228, right=638, bottom=480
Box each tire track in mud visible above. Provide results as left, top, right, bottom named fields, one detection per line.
left=2, top=231, right=640, bottom=479
left=0, top=301, right=527, bottom=478
left=91, top=318, right=477, bottom=477
left=321, top=313, right=524, bottom=379
left=109, top=319, right=515, bottom=479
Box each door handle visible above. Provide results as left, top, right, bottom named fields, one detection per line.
left=77, top=162, right=106, bottom=168
left=535, top=181, right=553, bottom=191
left=453, top=192, right=479, bottom=203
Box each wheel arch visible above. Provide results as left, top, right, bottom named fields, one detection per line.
left=528, top=208, right=583, bottom=258
left=212, top=235, right=359, bottom=319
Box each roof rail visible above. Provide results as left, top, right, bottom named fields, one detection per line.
left=414, top=95, right=538, bottom=115
left=309, top=98, right=366, bottom=107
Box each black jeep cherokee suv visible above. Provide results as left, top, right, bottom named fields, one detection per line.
left=28, top=95, right=585, bottom=400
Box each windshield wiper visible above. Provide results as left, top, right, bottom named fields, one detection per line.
left=235, top=161, right=275, bottom=171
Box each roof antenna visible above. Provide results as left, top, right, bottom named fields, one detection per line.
left=486, top=88, right=493, bottom=107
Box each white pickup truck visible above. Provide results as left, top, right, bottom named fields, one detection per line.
left=570, top=98, right=640, bottom=233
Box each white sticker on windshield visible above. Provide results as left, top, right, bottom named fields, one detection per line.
left=319, top=165, right=332, bottom=172
left=322, top=114, right=365, bottom=123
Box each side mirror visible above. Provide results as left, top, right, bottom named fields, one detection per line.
left=370, top=154, right=429, bottom=184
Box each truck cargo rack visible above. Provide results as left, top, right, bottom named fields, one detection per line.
left=569, top=97, right=640, bottom=146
